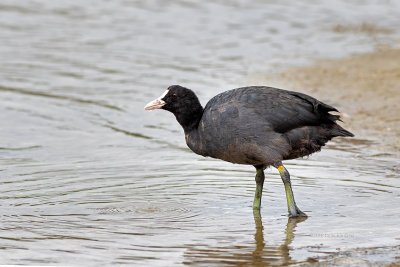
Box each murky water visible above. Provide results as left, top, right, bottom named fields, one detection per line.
left=1, top=0, right=399, bottom=265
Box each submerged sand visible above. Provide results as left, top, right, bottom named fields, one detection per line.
left=246, top=47, right=400, bottom=152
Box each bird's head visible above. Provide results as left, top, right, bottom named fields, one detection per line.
left=144, top=85, right=203, bottom=130
left=144, top=85, right=199, bottom=113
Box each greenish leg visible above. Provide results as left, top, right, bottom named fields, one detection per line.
left=253, top=167, right=265, bottom=210
left=277, top=165, right=307, bottom=217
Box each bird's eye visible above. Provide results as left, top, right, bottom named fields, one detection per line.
left=172, top=94, right=178, bottom=99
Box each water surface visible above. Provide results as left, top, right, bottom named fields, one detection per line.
left=1, top=0, right=399, bottom=265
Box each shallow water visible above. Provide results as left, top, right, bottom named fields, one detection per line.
left=1, top=0, right=400, bottom=265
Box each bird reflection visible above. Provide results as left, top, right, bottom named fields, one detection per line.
left=253, top=209, right=307, bottom=265
left=183, top=211, right=307, bottom=265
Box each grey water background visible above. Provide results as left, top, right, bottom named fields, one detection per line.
left=1, top=0, right=400, bottom=265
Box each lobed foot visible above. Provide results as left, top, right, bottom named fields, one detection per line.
left=289, top=206, right=307, bottom=218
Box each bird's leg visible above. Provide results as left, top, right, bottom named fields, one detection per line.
left=277, top=165, right=307, bottom=217
left=253, top=166, right=265, bottom=210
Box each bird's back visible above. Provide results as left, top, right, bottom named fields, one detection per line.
left=188, top=86, right=353, bottom=166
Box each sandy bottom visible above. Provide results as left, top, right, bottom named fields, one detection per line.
left=245, top=47, right=400, bottom=153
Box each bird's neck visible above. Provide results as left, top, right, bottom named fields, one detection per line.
left=173, top=99, right=205, bottom=156
left=174, top=104, right=204, bottom=133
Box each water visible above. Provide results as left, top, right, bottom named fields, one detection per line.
left=1, top=0, right=400, bottom=265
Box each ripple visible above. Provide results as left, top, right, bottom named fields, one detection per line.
left=0, top=145, right=41, bottom=151
left=104, top=125, right=152, bottom=140
left=92, top=203, right=202, bottom=227
left=0, top=86, right=123, bottom=111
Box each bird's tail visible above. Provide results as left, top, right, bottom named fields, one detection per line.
left=330, top=123, right=354, bottom=137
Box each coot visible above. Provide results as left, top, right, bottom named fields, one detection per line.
left=144, top=85, right=353, bottom=217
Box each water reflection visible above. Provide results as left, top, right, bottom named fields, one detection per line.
left=184, top=211, right=307, bottom=265
left=253, top=210, right=307, bottom=265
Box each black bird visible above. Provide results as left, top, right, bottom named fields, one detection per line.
left=144, top=85, right=354, bottom=217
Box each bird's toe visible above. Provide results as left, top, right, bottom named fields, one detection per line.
left=289, top=208, right=308, bottom=218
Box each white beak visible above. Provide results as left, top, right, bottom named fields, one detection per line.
left=144, top=90, right=169, bottom=110
left=144, top=99, right=166, bottom=110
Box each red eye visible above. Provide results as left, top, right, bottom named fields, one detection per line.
left=172, top=94, right=178, bottom=99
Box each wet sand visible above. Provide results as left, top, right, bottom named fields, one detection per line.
left=301, top=245, right=400, bottom=267
left=246, top=47, right=400, bottom=152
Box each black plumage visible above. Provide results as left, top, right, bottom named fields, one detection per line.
left=144, top=85, right=354, bottom=217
